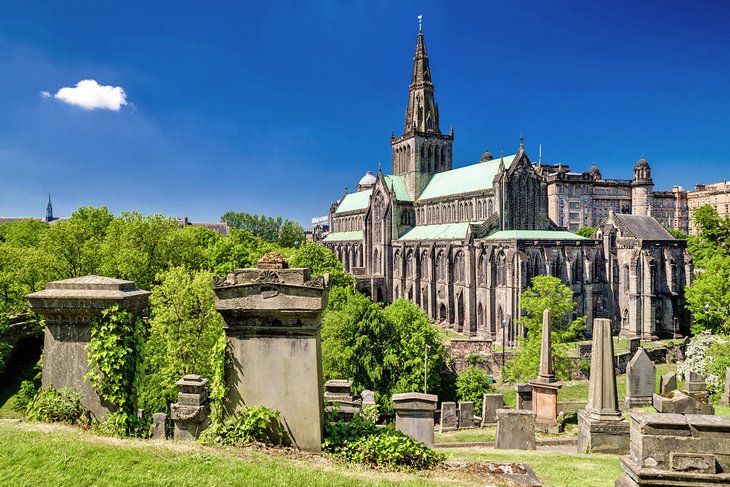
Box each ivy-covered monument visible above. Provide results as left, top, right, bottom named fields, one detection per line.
left=321, top=26, right=692, bottom=341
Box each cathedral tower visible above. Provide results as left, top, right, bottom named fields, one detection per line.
left=631, top=156, right=653, bottom=216
left=391, top=25, right=453, bottom=199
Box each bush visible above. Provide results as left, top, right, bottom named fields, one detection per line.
left=12, top=380, right=38, bottom=412
left=199, top=406, right=284, bottom=446
left=456, top=366, right=493, bottom=412
left=25, top=387, right=85, bottom=424
left=678, top=331, right=729, bottom=394
left=0, top=340, right=11, bottom=376
left=323, top=411, right=444, bottom=470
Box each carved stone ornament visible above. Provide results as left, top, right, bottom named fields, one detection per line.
left=304, top=276, right=325, bottom=288
left=255, top=270, right=282, bottom=284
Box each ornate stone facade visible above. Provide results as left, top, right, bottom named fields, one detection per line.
left=322, top=27, right=691, bottom=340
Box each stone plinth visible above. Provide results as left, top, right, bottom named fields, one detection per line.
left=685, top=370, right=710, bottom=402
left=152, top=413, right=167, bottom=440
left=213, top=255, right=329, bottom=453
left=721, top=368, right=730, bottom=407
left=529, top=309, right=563, bottom=433
left=324, top=379, right=361, bottom=420
left=440, top=401, right=458, bottom=432
left=578, top=318, right=629, bottom=454
left=392, top=393, right=437, bottom=448
left=25, top=275, right=150, bottom=420
left=495, top=409, right=536, bottom=450
left=481, top=394, right=504, bottom=425
left=458, top=401, right=475, bottom=429
left=170, top=374, right=210, bottom=441
left=652, top=391, right=714, bottom=415
left=625, top=349, right=656, bottom=408
left=361, top=390, right=376, bottom=409
left=515, top=383, right=533, bottom=411
left=615, top=412, right=730, bottom=486
left=660, top=372, right=677, bottom=395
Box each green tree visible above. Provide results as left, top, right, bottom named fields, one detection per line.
left=688, top=204, right=730, bottom=268
left=502, top=275, right=585, bottom=383
left=456, top=366, right=493, bottom=412
left=0, top=219, right=48, bottom=246
left=277, top=220, right=305, bottom=248
left=575, top=226, right=596, bottom=238
left=288, top=242, right=354, bottom=289
left=136, top=267, right=225, bottom=414
left=207, top=228, right=282, bottom=276
left=685, top=254, right=730, bottom=334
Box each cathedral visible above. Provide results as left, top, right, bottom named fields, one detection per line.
left=321, top=27, right=692, bottom=341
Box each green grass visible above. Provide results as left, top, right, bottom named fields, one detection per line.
left=434, top=325, right=468, bottom=342
left=566, top=337, right=679, bottom=358
left=435, top=424, right=578, bottom=444
left=441, top=448, right=622, bottom=487
left=0, top=421, right=455, bottom=487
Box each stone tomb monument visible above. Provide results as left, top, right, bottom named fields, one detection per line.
left=458, top=401, right=475, bottom=428
left=495, top=409, right=536, bottom=450
left=392, top=393, right=437, bottom=448
left=440, top=401, right=458, bottom=432
left=170, top=374, right=210, bottom=440
left=213, top=252, right=329, bottom=453
left=323, top=379, right=361, bottom=420
left=616, top=412, right=730, bottom=486
left=624, top=348, right=656, bottom=408
left=685, top=370, right=710, bottom=402
left=515, top=383, right=532, bottom=411
left=25, top=275, right=150, bottom=419
left=529, top=309, right=563, bottom=433
left=721, top=368, right=730, bottom=407
left=578, top=318, right=629, bottom=454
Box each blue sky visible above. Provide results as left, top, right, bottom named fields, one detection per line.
left=1, top=1, right=729, bottom=225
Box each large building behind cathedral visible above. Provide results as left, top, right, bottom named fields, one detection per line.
left=321, top=27, right=692, bottom=341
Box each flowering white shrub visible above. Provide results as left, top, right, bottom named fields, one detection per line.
left=677, top=331, right=729, bottom=394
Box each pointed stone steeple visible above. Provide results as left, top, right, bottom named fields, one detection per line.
left=45, top=193, right=54, bottom=223
left=403, top=28, right=440, bottom=135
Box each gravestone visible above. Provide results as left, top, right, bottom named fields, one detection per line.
left=458, top=401, right=475, bottom=429
left=684, top=370, right=710, bottom=402
left=495, top=409, right=536, bottom=450
left=624, top=348, right=656, bottom=408
left=392, top=393, right=437, bottom=448
left=439, top=402, right=458, bottom=432
left=616, top=413, right=730, bottom=486
left=481, top=394, right=504, bottom=425
left=627, top=337, right=641, bottom=356
left=529, top=309, right=563, bottom=433
left=578, top=318, right=629, bottom=454
left=361, top=390, right=376, bottom=410
left=515, top=383, right=532, bottom=411
left=170, top=374, right=210, bottom=441
left=324, top=379, right=360, bottom=420
left=660, top=371, right=677, bottom=394
left=213, top=252, right=329, bottom=453
left=652, top=390, right=714, bottom=415
left=721, top=368, right=730, bottom=407
left=152, top=412, right=167, bottom=440
left=25, top=276, right=150, bottom=420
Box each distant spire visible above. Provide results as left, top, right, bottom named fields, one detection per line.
left=45, top=193, right=53, bottom=223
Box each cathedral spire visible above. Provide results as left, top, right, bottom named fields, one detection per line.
left=403, top=26, right=439, bottom=135
left=45, top=193, right=54, bottom=222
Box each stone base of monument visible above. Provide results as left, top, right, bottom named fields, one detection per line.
left=577, top=410, right=629, bottom=454
left=615, top=412, right=730, bottom=487
left=495, top=409, right=536, bottom=450
left=623, top=396, right=653, bottom=409
left=529, top=380, right=563, bottom=433
left=392, top=393, right=437, bottom=448
left=446, top=461, right=541, bottom=486
left=652, top=391, right=714, bottom=415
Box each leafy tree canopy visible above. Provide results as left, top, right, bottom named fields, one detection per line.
left=575, top=226, right=596, bottom=238
left=221, top=211, right=305, bottom=248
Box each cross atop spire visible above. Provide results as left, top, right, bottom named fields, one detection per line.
left=418, top=14, right=422, bottom=32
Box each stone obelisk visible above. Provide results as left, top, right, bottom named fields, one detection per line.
left=577, top=317, right=629, bottom=454
left=528, top=309, right=563, bottom=433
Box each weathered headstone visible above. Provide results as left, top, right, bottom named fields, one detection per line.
left=660, top=371, right=677, bottom=394
left=458, top=401, right=475, bottom=429
left=392, top=393, right=437, bottom=448
left=324, top=379, right=360, bottom=420
left=481, top=394, right=504, bottom=425
left=361, top=390, right=376, bottom=409
left=684, top=370, right=710, bottom=402
left=439, top=401, right=458, bottom=432
left=152, top=412, right=167, bottom=440
left=515, top=383, right=532, bottom=411
left=170, top=374, right=210, bottom=441
left=529, top=309, right=563, bottom=433
left=652, top=390, right=714, bottom=415
left=25, top=276, right=150, bottom=420
left=721, top=368, right=730, bottom=407
left=616, top=413, right=730, bottom=486
left=495, top=409, right=536, bottom=450
left=213, top=252, right=329, bottom=453
left=578, top=318, right=629, bottom=454
left=627, top=336, right=641, bottom=356
left=624, top=348, right=656, bottom=408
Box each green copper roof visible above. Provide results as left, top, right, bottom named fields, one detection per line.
left=384, top=174, right=413, bottom=201
left=323, top=231, right=364, bottom=242
left=418, top=155, right=516, bottom=200
left=397, top=222, right=482, bottom=241
left=335, top=190, right=371, bottom=214
left=485, top=230, right=587, bottom=240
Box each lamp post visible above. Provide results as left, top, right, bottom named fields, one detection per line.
left=424, top=344, right=430, bottom=394
left=501, top=319, right=506, bottom=367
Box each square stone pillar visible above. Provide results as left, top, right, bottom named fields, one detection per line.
left=213, top=253, right=329, bottom=453
left=170, top=374, right=210, bottom=441
left=392, top=393, right=437, bottom=448
left=25, top=276, right=150, bottom=420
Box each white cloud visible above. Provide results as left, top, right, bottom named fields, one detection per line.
left=50, top=79, right=127, bottom=111
left=40, top=91, right=51, bottom=98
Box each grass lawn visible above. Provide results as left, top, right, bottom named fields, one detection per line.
left=434, top=325, right=468, bottom=342
left=441, top=448, right=622, bottom=487
left=435, top=423, right=578, bottom=444
left=566, top=337, right=679, bottom=358
left=0, top=420, right=463, bottom=487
